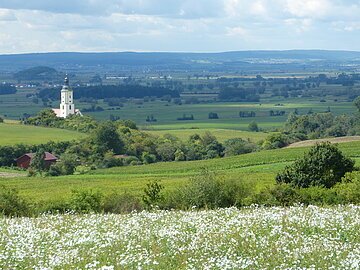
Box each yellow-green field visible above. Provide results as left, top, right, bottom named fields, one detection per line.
left=0, top=123, right=86, bottom=145
left=2, top=141, right=360, bottom=203
left=146, top=128, right=270, bottom=142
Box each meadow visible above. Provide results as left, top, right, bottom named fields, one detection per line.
left=1, top=141, right=360, bottom=203
left=1, top=206, right=359, bottom=269
left=0, top=122, right=85, bottom=145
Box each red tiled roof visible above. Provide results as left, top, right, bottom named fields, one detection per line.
left=22, top=152, right=58, bottom=161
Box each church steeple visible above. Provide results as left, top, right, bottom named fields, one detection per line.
left=60, top=75, right=75, bottom=118
left=64, top=75, right=69, bottom=87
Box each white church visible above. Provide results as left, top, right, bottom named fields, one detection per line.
left=52, top=76, right=82, bottom=118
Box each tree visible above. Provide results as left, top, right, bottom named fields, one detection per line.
left=248, top=121, right=259, bottom=132
left=276, top=142, right=355, bottom=188
left=30, top=149, right=46, bottom=174
left=92, top=121, right=124, bottom=154
left=354, top=96, right=360, bottom=112
left=224, top=138, right=257, bottom=156
left=142, top=180, right=164, bottom=209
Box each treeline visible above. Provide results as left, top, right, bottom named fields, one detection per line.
left=38, top=85, right=179, bottom=100
left=218, top=87, right=261, bottom=102
left=0, top=84, right=16, bottom=95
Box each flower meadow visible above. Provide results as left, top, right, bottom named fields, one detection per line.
left=1, top=206, right=360, bottom=269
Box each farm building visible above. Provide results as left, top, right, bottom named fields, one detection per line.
left=16, top=152, right=58, bottom=169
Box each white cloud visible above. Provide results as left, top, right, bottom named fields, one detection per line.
left=0, top=8, right=16, bottom=21
left=226, top=26, right=248, bottom=36
left=0, top=0, right=360, bottom=53
left=285, top=18, right=313, bottom=33
left=284, top=0, right=332, bottom=18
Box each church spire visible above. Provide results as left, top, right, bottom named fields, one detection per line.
left=64, top=74, right=69, bottom=87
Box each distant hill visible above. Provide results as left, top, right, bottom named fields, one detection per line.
left=14, top=66, right=59, bottom=81
left=1, top=50, right=360, bottom=73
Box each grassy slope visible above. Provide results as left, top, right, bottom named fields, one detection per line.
left=0, top=123, right=86, bottom=145
left=2, top=141, right=360, bottom=203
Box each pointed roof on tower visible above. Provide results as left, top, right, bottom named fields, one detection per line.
left=61, top=74, right=71, bottom=91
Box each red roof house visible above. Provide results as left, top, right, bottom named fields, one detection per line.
left=16, top=152, right=58, bottom=169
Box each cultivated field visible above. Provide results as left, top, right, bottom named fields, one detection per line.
left=2, top=141, right=360, bottom=203
left=0, top=123, right=86, bottom=145
left=1, top=206, right=359, bottom=269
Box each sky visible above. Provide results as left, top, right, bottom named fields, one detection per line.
left=0, top=0, right=359, bottom=54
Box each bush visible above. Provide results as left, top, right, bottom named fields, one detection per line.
left=276, top=142, right=355, bottom=188
left=142, top=180, right=164, bottom=209
left=103, top=192, right=143, bottom=214
left=334, top=172, right=360, bottom=204
left=224, top=138, right=257, bottom=156
left=0, top=117, right=3, bottom=123
left=0, top=186, right=32, bottom=217
left=248, top=121, right=259, bottom=132
left=262, top=133, right=290, bottom=149
left=169, top=169, right=252, bottom=209
left=70, top=190, right=103, bottom=214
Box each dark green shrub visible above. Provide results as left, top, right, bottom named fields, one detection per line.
left=297, top=186, right=339, bottom=205
left=224, top=138, right=257, bottom=156
left=70, top=190, right=103, bottom=213
left=219, top=179, right=254, bottom=207
left=38, top=200, right=71, bottom=214
left=0, top=186, right=32, bottom=217
left=142, top=180, right=164, bottom=209
left=276, top=142, right=355, bottom=188
left=169, top=169, right=252, bottom=209
left=269, top=184, right=301, bottom=206
left=248, top=121, right=259, bottom=132
left=103, top=192, right=142, bottom=213
left=334, top=172, right=360, bottom=204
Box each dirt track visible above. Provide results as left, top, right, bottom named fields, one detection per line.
left=0, top=172, right=25, bottom=178
left=286, top=136, right=360, bottom=148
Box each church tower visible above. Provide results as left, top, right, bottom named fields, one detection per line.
left=60, top=75, right=75, bottom=118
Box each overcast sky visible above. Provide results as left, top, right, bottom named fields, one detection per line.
left=0, top=0, right=359, bottom=54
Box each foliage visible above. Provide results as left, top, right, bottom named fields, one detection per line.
left=0, top=186, right=31, bottom=217
left=142, top=180, right=164, bottom=209
left=0, top=117, right=3, bottom=123
left=39, top=85, right=179, bottom=100
left=248, top=121, right=259, bottom=132
left=285, top=112, right=358, bottom=139
left=24, top=109, right=98, bottom=133
left=48, top=153, right=80, bottom=176
left=224, top=138, right=257, bottom=156
left=218, top=87, right=260, bottom=102
left=92, top=121, right=124, bottom=154
left=354, top=96, right=360, bottom=112
left=276, top=142, right=355, bottom=188
left=170, top=169, right=253, bottom=209
left=103, top=192, right=142, bottom=213
left=30, top=148, right=46, bottom=174
left=334, top=172, right=360, bottom=204
left=262, top=133, right=291, bottom=149
left=14, top=66, right=58, bottom=80
left=70, top=190, right=103, bottom=214
left=0, top=84, right=16, bottom=95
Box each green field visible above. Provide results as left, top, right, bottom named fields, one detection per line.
left=0, top=123, right=86, bottom=145
left=2, top=141, right=360, bottom=203
left=87, top=99, right=356, bottom=131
